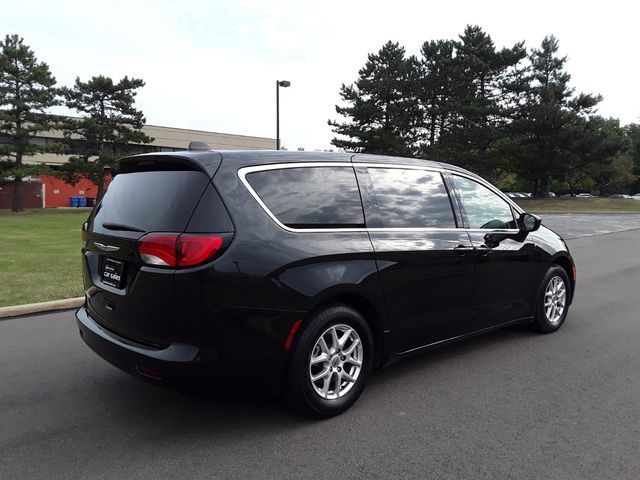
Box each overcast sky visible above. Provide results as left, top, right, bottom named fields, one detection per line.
left=2, top=0, right=638, bottom=150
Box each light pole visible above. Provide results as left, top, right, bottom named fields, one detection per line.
left=276, top=80, right=291, bottom=150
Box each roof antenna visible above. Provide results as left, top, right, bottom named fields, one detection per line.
left=188, top=141, right=211, bottom=151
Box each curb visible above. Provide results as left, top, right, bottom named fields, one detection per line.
left=0, top=297, right=84, bottom=319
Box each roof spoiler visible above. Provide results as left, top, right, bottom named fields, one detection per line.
left=117, top=151, right=223, bottom=179
left=188, top=141, right=211, bottom=151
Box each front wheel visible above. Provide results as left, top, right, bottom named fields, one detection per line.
left=284, top=305, right=373, bottom=418
left=531, top=265, right=571, bottom=333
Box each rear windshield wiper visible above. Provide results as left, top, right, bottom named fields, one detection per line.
left=102, top=222, right=145, bottom=233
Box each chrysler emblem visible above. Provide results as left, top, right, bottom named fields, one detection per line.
left=94, top=242, right=120, bottom=252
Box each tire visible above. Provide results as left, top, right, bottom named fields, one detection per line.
left=284, top=305, right=374, bottom=418
left=531, top=265, right=571, bottom=333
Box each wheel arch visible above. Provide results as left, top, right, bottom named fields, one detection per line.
left=307, top=292, right=387, bottom=368
left=552, top=254, right=575, bottom=304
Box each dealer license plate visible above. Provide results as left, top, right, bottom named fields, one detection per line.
left=102, top=257, right=125, bottom=289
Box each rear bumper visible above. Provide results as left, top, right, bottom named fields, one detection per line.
left=76, top=304, right=297, bottom=393
left=76, top=305, right=210, bottom=384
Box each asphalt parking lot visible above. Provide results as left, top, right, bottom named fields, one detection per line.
left=541, top=213, right=640, bottom=239
left=1, top=216, right=640, bottom=479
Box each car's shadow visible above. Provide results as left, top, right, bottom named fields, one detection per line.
left=372, top=324, right=540, bottom=385
left=82, top=324, right=542, bottom=437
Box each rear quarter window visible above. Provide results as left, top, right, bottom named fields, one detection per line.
left=246, top=166, right=365, bottom=228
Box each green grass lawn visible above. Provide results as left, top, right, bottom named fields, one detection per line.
left=514, top=197, right=640, bottom=213
left=0, top=209, right=89, bottom=307
left=1, top=198, right=640, bottom=308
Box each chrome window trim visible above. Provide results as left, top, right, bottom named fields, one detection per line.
left=237, top=162, right=522, bottom=235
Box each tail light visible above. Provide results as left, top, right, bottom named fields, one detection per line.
left=82, top=222, right=88, bottom=242
left=137, top=233, right=224, bottom=267
left=138, top=234, right=178, bottom=266
left=178, top=235, right=223, bottom=266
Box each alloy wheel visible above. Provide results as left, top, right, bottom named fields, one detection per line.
left=544, top=275, right=567, bottom=326
left=308, top=324, right=363, bottom=400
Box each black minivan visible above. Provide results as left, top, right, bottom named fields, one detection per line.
left=77, top=150, right=575, bottom=417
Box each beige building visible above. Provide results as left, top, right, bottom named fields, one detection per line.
left=21, top=123, right=276, bottom=167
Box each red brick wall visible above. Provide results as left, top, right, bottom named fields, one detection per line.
left=40, top=176, right=100, bottom=208
left=0, top=181, right=43, bottom=209
left=1, top=176, right=111, bottom=209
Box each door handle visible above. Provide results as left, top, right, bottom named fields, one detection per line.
left=453, top=245, right=474, bottom=256
left=477, top=244, right=492, bottom=256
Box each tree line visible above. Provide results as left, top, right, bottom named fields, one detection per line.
left=329, top=26, right=640, bottom=197
left=0, top=34, right=151, bottom=212
left=2, top=30, right=639, bottom=213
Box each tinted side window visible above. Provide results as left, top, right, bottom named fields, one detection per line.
left=367, top=168, right=455, bottom=228
left=453, top=176, right=516, bottom=229
left=246, top=167, right=364, bottom=228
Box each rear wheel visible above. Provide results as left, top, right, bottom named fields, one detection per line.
left=531, top=265, right=570, bottom=333
left=285, top=305, right=373, bottom=418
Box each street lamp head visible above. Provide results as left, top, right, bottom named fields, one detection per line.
left=277, top=80, right=291, bottom=88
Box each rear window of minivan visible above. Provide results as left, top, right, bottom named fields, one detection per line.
left=92, top=170, right=210, bottom=234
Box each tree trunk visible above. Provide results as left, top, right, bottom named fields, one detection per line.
left=536, top=174, right=550, bottom=197
left=11, top=176, right=24, bottom=212
left=429, top=96, right=437, bottom=146
left=598, top=181, right=610, bottom=197
left=11, top=149, right=24, bottom=213
left=96, top=172, right=106, bottom=200
left=429, top=112, right=436, bottom=146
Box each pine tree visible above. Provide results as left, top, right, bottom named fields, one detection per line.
left=0, top=34, right=60, bottom=212
left=439, top=26, right=526, bottom=178
left=60, top=75, right=153, bottom=198
left=329, top=41, right=420, bottom=156
left=513, top=36, right=601, bottom=196
left=625, top=123, right=640, bottom=193
left=418, top=39, right=458, bottom=152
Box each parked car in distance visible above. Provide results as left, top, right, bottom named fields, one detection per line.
left=576, top=193, right=594, bottom=198
left=76, top=150, right=576, bottom=417
left=631, top=194, right=640, bottom=200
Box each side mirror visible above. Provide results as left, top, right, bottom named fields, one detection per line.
left=519, top=212, right=541, bottom=233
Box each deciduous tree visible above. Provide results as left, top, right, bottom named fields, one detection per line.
left=581, top=117, right=632, bottom=195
